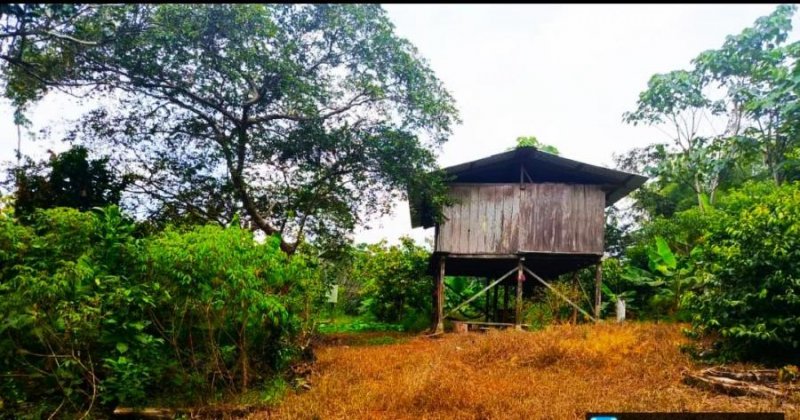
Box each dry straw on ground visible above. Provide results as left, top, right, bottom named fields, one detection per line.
left=254, top=322, right=798, bottom=419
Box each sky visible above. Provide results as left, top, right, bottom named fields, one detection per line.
left=0, top=4, right=794, bottom=246
left=352, top=3, right=795, bottom=246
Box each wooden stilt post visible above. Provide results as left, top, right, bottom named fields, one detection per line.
left=484, top=278, right=490, bottom=322
left=522, top=266, right=597, bottom=322
left=431, top=271, right=437, bottom=329
left=571, top=271, right=578, bottom=324
left=515, top=258, right=524, bottom=330
left=444, top=267, right=518, bottom=320
left=434, top=256, right=446, bottom=334
left=503, top=283, right=510, bottom=323
left=492, top=280, right=499, bottom=322
left=594, top=261, right=602, bottom=320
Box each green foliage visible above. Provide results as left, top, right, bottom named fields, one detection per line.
left=623, top=4, right=800, bottom=220
left=613, top=144, right=700, bottom=221
left=0, top=206, right=160, bottom=415
left=604, top=204, right=717, bottom=321
left=6, top=146, right=131, bottom=222
left=144, top=221, right=319, bottom=391
left=318, top=236, right=436, bottom=332
left=444, top=276, right=488, bottom=320
left=317, top=320, right=405, bottom=334
left=511, top=135, right=560, bottom=155
left=624, top=70, right=717, bottom=126
left=614, top=4, right=800, bottom=332
left=0, top=4, right=460, bottom=253
left=0, top=205, right=320, bottom=416
left=0, top=4, right=100, bottom=109
left=695, top=4, right=800, bottom=186
left=619, top=237, right=701, bottom=320
left=349, top=237, right=431, bottom=325
left=684, top=182, right=800, bottom=362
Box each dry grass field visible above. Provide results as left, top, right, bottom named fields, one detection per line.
left=254, top=322, right=799, bottom=419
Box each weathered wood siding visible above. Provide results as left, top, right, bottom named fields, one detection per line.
left=436, top=183, right=605, bottom=254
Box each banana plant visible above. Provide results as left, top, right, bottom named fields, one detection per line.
left=620, top=236, right=700, bottom=318
left=600, top=283, right=638, bottom=318
left=444, top=276, right=487, bottom=319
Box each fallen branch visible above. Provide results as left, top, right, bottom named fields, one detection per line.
left=113, top=404, right=258, bottom=418
left=703, top=367, right=779, bottom=383
left=682, top=367, right=790, bottom=399
left=424, top=330, right=445, bottom=339
left=113, top=407, right=176, bottom=418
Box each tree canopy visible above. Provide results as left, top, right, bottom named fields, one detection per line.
left=0, top=4, right=460, bottom=253
left=621, top=4, right=800, bottom=217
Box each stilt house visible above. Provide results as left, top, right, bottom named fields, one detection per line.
left=409, top=146, right=647, bottom=332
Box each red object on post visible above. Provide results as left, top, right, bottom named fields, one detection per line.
left=517, top=271, right=525, bottom=282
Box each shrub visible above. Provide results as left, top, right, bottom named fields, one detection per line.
left=143, top=221, right=318, bottom=399
left=0, top=206, right=161, bottom=416
left=350, top=237, right=431, bottom=325
left=603, top=206, right=715, bottom=321
left=0, top=206, right=320, bottom=417
left=684, top=182, right=800, bottom=362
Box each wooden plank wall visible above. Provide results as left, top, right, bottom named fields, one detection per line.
left=436, top=183, right=605, bottom=255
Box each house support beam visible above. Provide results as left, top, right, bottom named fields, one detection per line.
left=503, top=282, right=510, bottom=323
left=484, top=278, right=490, bottom=322
left=571, top=272, right=579, bottom=324
left=444, top=266, right=518, bottom=320
left=515, top=258, right=524, bottom=330
left=594, top=261, right=602, bottom=320
left=522, top=266, right=597, bottom=322
left=492, top=280, right=499, bottom=321
left=433, top=256, right=446, bottom=334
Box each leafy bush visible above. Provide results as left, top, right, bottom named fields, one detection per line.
left=684, top=182, right=800, bottom=362
left=0, top=206, right=320, bottom=417
left=599, top=205, right=716, bottom=321
left=6, top=145, right=130, bottom=222
left=349, top=237, right=432, bottom=325
left=0, top=206, right=161, bottom=416
left=143, top=220, right=319, bottom=399
left=625, top=207, right=715, bottom=272
left=606, top=236, right=703, bottom=321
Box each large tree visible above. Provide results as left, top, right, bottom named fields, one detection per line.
left=0, top=4, right=459, bottom=253
left=623, top=4, right=800, bottom=214
left=623, top=68, right=734, bottom=211
left=693, top=4, right=800, bottom=185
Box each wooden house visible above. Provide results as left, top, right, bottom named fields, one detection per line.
left=409, top=146, right=647, bottom=333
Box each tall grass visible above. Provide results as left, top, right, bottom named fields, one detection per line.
left=257, top=322, right=795, bottom=419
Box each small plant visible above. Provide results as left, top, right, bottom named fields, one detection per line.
left=318, top=320, right=405, bottom=334
left=778, top=365, right=799, bottom=383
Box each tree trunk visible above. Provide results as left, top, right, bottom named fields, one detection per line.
left=239, top=312, right=250, bottom=392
